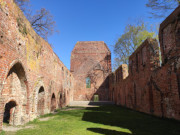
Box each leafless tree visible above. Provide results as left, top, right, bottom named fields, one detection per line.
left=28, top=8, right=56, bottom=39
left=146, top=0, right=180, bottom=18
left=14, top=0, right=30, bottom=12
left=14, top=0, right=57, bottom=40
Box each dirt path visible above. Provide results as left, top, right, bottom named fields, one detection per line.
left=3, top=124, right=34, bottom=132
left=39, top=117, right=54, bottom=121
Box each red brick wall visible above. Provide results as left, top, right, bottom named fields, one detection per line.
left=0, top=1, right=179, bottom=132
left=71, top=41, right=111, bottom=101
left=0, top=0, right=74, bottom=130
left=109, top=6, right=180, bottom=120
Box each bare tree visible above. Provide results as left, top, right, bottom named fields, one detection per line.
left=14, top=0, right=57, bottom=40
left=14, top=0, right=29, bottom=12
left=146, top=0, right=180, bottom=18
left=28, top=8, right=56, bottom=39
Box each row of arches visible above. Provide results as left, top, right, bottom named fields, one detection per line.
left=1, top=61, right=68, bottom=126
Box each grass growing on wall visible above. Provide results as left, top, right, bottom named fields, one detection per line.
left=1, top=106, right=180, bottom=135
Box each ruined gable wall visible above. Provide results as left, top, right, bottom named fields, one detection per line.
left=0, top=0, right=74, bottom=130
left=109, top=6, right=180, bottom=120
left=71, top=41, right=111, bottom=101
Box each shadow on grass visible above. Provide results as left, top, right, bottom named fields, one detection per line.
left=82, top=106, right=180, bottom=135
left=87, top=128, right=131, bottom=135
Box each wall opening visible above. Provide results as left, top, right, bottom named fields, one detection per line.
left=93, top=95, right=99, bottom=102
left=177, top=74, right=180, bottom=99
left=3, top=101, right=17, bottom=124
left=134, top=83, right=137, bottom=108
left=130, top=60, right=133, bottom=75
left=149, top=83, right=154, bottom=113
left=37, top=86, right=45, bottom=116
left=59, top=92, right=63, bottom=108
left=51, top=93, right=56, bottom=112
left=63, top=92, right=66, bottom=106
left=86, top=77, right=91, bottom=88
left=112, top=88, right=114, bottom=101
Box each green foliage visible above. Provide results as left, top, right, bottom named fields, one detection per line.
left=113, top=21, right=157, bottom=69
left=136, top=30, right=155, bottom=46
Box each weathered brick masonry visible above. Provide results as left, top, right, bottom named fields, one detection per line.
left=109, top=6, right=180, bottom=120
left=0, top=0, right=180, bottom=132
left=0, top=0, right=74, bottom=130
left=71, top=41, right=111, bottom=101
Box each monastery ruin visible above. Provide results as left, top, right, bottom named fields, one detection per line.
left=0, top=0, right=180, bottom=131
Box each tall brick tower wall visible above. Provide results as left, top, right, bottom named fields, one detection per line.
left=0, top=0, right=74, bottom=130
left=71, top=41, right=111, bottom=101
left=109, top=6, right=180, bottom=120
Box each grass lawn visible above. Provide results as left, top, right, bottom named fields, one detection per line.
left=1, top=105, right=180, bottom=135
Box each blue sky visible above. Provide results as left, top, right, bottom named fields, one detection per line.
left=30, top=0, right=167, bottom=69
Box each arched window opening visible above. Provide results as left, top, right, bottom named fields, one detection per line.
left=37, top=86, right=45, bottom=116
left=51, top=93, right=56, bottom=112
left=39, top=87, right=44, bottom=94
left=3, top=101, right=17, bottom=124
left=86, top=77, right=91, bottom=88
left=6, top=62, right=27, bottom=105
left=59, top=93, right=63, bottom=108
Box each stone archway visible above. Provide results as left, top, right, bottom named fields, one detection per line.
left=3, top=100, right=17, bottom=125
left=31, top=80, right=45, bottom=119
left=51, top=93, right=56, bottom=112
left=37, top=87, right=45, bottom=116
left=1, top=62, right=28, bottom=126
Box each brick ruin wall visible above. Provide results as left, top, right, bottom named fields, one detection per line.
left=109, top=6, right=180, bottom=120
left=71, top=41, right=111, bottom=101
left=0, top=0, right=74, bottom=130
left=0, top=0, right=180, bottom=132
